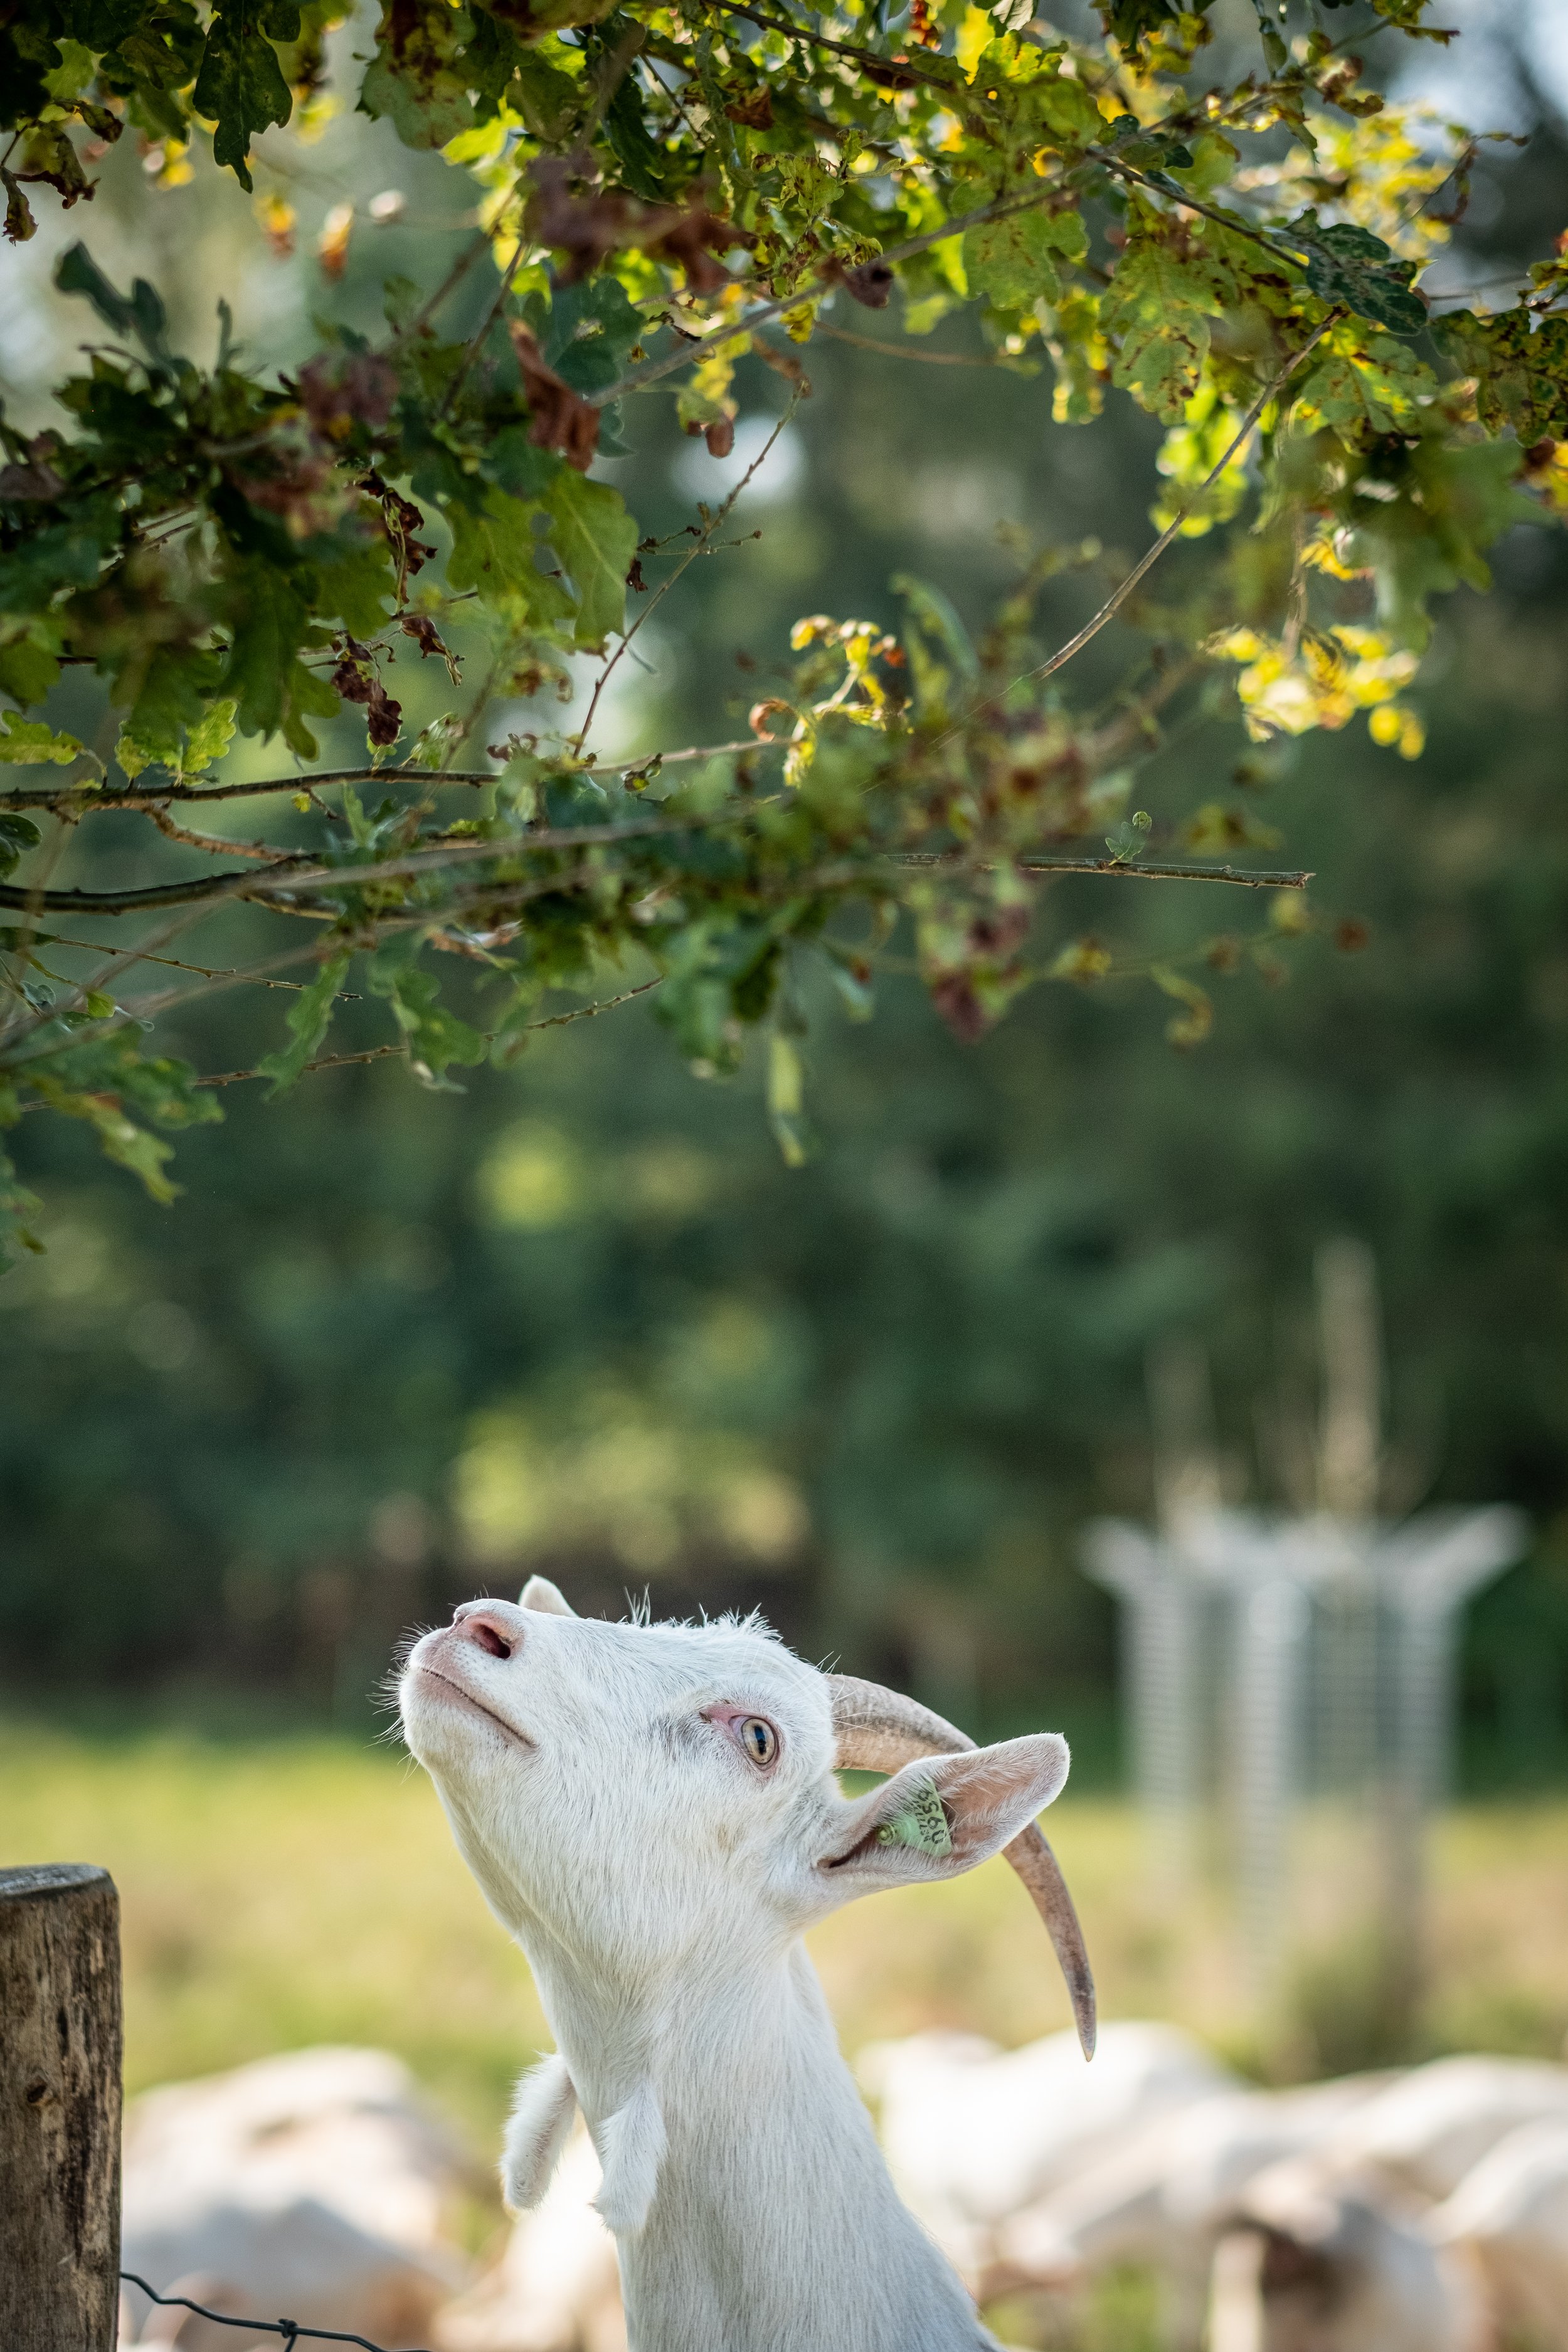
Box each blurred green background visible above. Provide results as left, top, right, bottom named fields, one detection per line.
left=4, top=0, right=1568, bottom=2121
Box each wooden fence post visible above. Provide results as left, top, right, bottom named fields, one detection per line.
left=0, top=1864, right=123, bottom=2352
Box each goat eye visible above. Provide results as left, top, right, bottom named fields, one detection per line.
left=738, top=1716, right=778, bottom=1768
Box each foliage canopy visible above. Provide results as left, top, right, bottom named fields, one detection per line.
left=3, top=0, right=1567, bottom=1259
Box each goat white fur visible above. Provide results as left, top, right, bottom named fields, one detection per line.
left=398, top=1581, right=1088, bottom=2352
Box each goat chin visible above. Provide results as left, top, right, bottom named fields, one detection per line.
left=398, top=1589, right=1086, bottom=2351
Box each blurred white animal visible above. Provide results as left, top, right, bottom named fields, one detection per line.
left=1429, top=2116, right=1568, bottom=2351
left=437, top=2122, right=624, bottom=2352
left=860, top=2020, right=1234, bottom=2279
left=1207, top=2154, right=1482, bottom=2352
left=990, top=2074, right=1394, bottom=2339
left=1316, top=2056, right=1568, bottom=2201
left=119, top=2047, right=466, bottom=2352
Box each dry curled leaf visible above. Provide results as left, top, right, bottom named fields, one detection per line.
left=510, top=325, right=601, bottom=471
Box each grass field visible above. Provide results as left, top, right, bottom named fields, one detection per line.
left=4, top=1715, right=1566, bottom=2162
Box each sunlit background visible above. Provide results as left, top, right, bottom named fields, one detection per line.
left=5, top=3, right=1568, bottom=2345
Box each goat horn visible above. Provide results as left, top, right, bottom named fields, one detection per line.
left=825, top=1673, right=1096, bottom=2059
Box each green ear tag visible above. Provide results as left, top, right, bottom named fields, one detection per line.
left=875, top=1780, right=953, bottom=1858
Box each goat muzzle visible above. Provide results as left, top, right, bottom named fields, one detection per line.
left=826, top=1673, right=1096, bottom=2058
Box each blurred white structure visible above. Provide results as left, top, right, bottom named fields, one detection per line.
left=1084, top=1243, right=1527, bottom=2002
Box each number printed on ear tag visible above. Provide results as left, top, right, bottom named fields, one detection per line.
left=874, top=1780, right=953, bottom=1857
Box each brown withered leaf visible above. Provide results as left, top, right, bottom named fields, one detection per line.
left=297, top=352, right=397, bottom=437
left=834, top=257, right=895, bottom=309
left=510, top=325, right=601, bottom=471
left=400, top=610, right=462, bottom=681
left=0, top=432, right=64, bottom=501
left=14, top=125, right=94, bottom=209
left=930, top=973, right=987, bottom=1043
left=724, top=86, right=773, bottom=129
left=400, top=611, right=445, bottom=657
left=527, top=155, right=632, bottom=283
left=331, top=637, right=403, bottom=746
left=646, top=204, right=748, bottom=297
left=858, top=55, right=918, bottom=89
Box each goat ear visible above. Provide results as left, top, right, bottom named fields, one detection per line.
left=817, top=1734, right=1069, bottom=1894
left=502, top=2052, right=578, bottom=2212
left=519, top=1575, right=576, bottom=1617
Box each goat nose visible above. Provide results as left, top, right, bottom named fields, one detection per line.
left=452, top=1601, right=525, bottom=1661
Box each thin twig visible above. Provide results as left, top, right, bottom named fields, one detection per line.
left=962, top=310, right=1340, bottom=724
left=440, top=236, right=529, bottom=418
left=576, top=394, right=800, bottom=751
left=144, top=805, right=286, bottom=860
left=189, top=975, right=665, bottom=1090
left=388, top=230, right=493, bottom=351
left=893, top=851, right=1311, bottom=888
left=0, top=864, right=311, bottom=918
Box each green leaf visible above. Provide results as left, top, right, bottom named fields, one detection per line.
left=543, top=469, right=637, bottom=649
left=1101, top=206, right=1227, bottom=422
left=256, top=950, right=351, bottom=1095
left=366, top=945, right=487, bottom=1087
left=0, top=812, right=43, bottom=877
left=180, top=698, right=238, bottom=776
left=314, top=541, right=397, bottom=638
left=1291, top=329, right=1436, bottom=442
left=359, top=0, right=475, bottom=150
left=123, top=647, right=217, bottom=771
left=218, top=563, right=328, bottom=741
left=193, top=0, right=294, bottom=189
left=1169, top=131, right=1239, bottom=204
left=446, top=484, right=544, bottom=608
left=0, top=714, right=83, bottom=766
left=964, top=210, right=1067, bottom=310
left=587, top=18, right=669, bottom=199
left=0, top=1135, right=46, bottom=1268
left=30, top=1071, right=182, bottom=1202
left=1286, top=213, right=1428, bottom=339
left=1434, top=308, right=1568, bottom=445
left=1150, top=962, right=1212, bottom=1047
left=892, top=572, right=979, bottom=718
left=767, top=1029, right=813, bottom=1167
left=0, top=632, right=62, bottom=707
left=1029, top=65, right=1103, bottom=145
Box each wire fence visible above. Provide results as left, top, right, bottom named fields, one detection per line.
left=121, top=2272, right=435, bottom=2352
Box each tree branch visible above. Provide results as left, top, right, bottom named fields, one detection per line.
left=0, top=742, right=777, bottom=813
left=896, top=852, right=1312, bottom=888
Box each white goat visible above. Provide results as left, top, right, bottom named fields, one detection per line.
left=1315, top=2055, right=1568, bottom=2202
left=1205, top=2153, right=1482, bottom=2352
left=398, top=1581, right=1094, bottom=2352
left=989, top=2074, right=1394, bottom=2341
left=1429, top=2116, right=1568, bottom=2351
left=863, top=2020, right=1233, bottom=2281
left=119, top=2047, right=464, bottom=2351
